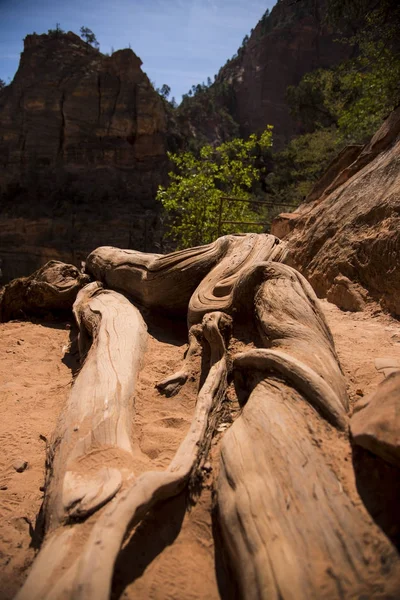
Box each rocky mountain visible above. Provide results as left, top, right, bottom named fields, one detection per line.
left=0, top=32, right=169, bottom=281
left=0, top=1, right=354, bottom=281
left=271, top=106, right=400, bottom=317
left=177, top=0, right=351, bottom=149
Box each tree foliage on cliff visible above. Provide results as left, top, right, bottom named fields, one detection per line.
left=267, top=128, right=340, bottom=205
left=287, top=39, right=400, bottom=145
left=157, top=129, right=273, bottom=248
left=267, top=0, right=400, bottom=207
left=80, top=26, right=99, bottom=49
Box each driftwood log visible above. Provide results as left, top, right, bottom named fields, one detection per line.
left=17, top=288, right=232, bottom=598
left=17, top=281, right=148, bottom=599
left=217, top=261, right=399, bottom=598
left=0, top=260, right=89, bottom=322
left=85, top=233, right=288, bottom=324
left=15, top=233, right=400, bottom=599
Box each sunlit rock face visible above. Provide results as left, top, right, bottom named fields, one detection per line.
left=0, top=32, right=168, bottom=280
left=274, top=107, right=400, bottom=317
left=186, top=0, right=351, bottom=149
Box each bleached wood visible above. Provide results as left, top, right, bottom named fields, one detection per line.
left=17, top=311, right=230, bottom=600
left=17, top=234, right=398, bottom=600
left=85, top=234, right=288, bottom=322
left=217, top=261, right=400, bottom=599
left=16, top=282, right=148, bottom=600
left=218, top=378, right=398, bottom=600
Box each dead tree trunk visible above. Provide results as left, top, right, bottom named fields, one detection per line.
left=14, top=234, right=400, bottom=599
left=17, top=282, right=148, bottom=599
left=217, top=262, right=399, bottom=599
left=17, top=306, right=232, bottom=600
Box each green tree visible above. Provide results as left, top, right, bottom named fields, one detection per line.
left=48, top=23, right=65, bottom=37
left=287, top=38, right=400, bottom=144
left=0, top=79, right=6, bottom=90
left=79, top=26, right=99, bottom=49
left=157, top=128, right=273, bottom=248
left=159, top=84, right=171, bottom=99
left=267, top=128, right=341, bottom=206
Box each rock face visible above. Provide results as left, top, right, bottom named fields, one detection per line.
left=351, top=371, right=400, bottom=468
left=0, top=6, right=357, bottom=281
left=272, top=107, right=400, bottom=316
left=209, top=0, right=350, bottom=148
left=0, top=32, right=169, bottom=280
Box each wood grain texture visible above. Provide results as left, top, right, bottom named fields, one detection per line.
left=16, top=282, right=148, bottom=600
left=17, top=311, right=231, bottom=600
left=217, top=262, right=399, bottom=599
left=85, top=233, right=287, bottom=319
left=218, top=378, right=399, bottom=600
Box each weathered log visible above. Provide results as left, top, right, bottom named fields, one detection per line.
left=217, top=262, right=399, bottom=598
left=218, top=377, right=399, bottom=600
left=85, top=233, right=287, bottom=319
left=66, top=311, right=231, bottom=600
left=17, top=310, right=231, bottom=600
left=17, top=282, right=148, bottom=599
left=0, top=260, right=89, bottom=322
left=15, top=234, right=399, bottom=600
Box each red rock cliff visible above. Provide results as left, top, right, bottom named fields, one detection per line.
left=0, top=32, right=168, bottom=280
left=201, top=0, right=351, bottom=148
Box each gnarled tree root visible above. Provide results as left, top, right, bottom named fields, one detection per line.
left=234, top=349, right=348, bottom=430
left=218, top=377, right=399, bottom=600
left=17, top=311, right=231, bottom=600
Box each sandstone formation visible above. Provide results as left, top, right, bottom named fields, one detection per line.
left=180, top=0, right=351, bottom=148
left=0, top=2, right=355, bottom=282
left=0, top=32, right=168, bottom=281
left=272, top=107, right=400, bottom=316
left=351, top=371, right=400, bottom=468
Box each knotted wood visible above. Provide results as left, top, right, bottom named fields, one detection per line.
left=217, top=261, right=399, bottom=599
left=17, top=282, right=148, bottom=599
left=85, top=234, right=287, bottom=321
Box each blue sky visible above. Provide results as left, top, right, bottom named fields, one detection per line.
left=0, top=0, right=276, bottom=101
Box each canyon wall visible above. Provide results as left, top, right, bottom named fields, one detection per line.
left=0, top=32, right=168, bottom=280
left=272, top=107, right=400, bottom=316
left=179, top=0, right=351, bottom=149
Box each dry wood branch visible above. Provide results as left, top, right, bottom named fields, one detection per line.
left=0, top=260, right=89, bottom=322
left=18, top=311, right=231, bottom=600
left=218, top=378, right=399, bottom=600
left=17, top=282, right=148, bottom=600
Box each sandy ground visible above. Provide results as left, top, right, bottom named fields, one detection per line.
left=0, top=300, right=399, bottom=599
